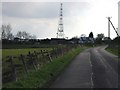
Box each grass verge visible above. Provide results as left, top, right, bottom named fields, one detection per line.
left=105, top=47, right=118, bottom=56
left=3, top=46, right=86, bottom=88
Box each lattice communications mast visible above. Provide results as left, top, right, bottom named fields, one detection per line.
left=57, top=3, right=64, bottom=38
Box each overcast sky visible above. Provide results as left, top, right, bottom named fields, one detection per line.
left=1, top=0, right=120, bottom=39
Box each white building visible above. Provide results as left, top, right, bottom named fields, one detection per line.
left=118, top=1, right=120, bottom=36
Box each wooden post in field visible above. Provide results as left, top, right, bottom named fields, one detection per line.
left=56, top=47, right=60, bottom=56
left=34, top=51, right=40, bottom=70
left=9, top=56, right=17, bottom=82
left=41, top=50, right=44, bottom=58
left=20, top=54, right=28, bottom=74
left=51, top=48, right=54, bottom=58
left=47, top=52, right=52, bottom=62
left=41, top=50, right=46, bottom=64
left=54, top=48, right=58, bottom=58
left=60, top=47, right=63, bottom=56
left=28, top=51, right=37, bottom=71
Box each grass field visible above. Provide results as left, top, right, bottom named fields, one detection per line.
left=2, top=48, right=52, bottom=58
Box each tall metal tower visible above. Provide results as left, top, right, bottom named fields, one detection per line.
left=57, top=3, right=64, bottom=38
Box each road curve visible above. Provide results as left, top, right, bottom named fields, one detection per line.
left=50, top=46, right=119, bottom=88
left=90, top=46, right=118, bottom=88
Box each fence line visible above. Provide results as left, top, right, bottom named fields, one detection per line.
left=2, top=45, right=78, bottom=83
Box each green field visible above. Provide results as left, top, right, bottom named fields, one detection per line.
left=2, top=48, right=52, bottom=58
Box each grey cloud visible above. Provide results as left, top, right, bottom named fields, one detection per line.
left=63, top=2, right=91, bottom=16
left=2, top=2, right=91, bottom=19
left=2, top=2, right=60, bottom=18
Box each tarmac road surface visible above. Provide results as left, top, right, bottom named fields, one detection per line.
left=50, top=46, right=119, bottom=88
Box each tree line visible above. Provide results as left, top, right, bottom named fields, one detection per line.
left=1, top=24, right=36, bottom=40
left=1, top=24, right=119, bottom=46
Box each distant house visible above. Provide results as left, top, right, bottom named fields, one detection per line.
left=68, top=38, right=79, bottom=44
left=79, top=37, right=94, bottom=44
left=14, top=37, right=29, bottom=42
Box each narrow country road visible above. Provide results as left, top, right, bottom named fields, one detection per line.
left=90, top=46, right=118, bottom=88
left=50, top=46, right=119, bottom=88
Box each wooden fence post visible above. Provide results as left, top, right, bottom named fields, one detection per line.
left=60, top=47, right=63, bottom=56
left=9, top=56, right=17, bottom=82
left=34, top=51, right=40, bottom=70
left=41, top=50, right=44, bottom=57
left=54, top=48, right=58, bottom=58
left=57, top=48, right=59, bottom=57
left=28, top=51, right=37, bottom=71
left=47, top=52, right=52, bottom=62
left=40, top=50, right=46, bottom=64
left=19, top=54, right=28, bottom=74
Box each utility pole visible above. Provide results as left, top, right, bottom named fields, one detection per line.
left=107, top=17, right=112, bottom=38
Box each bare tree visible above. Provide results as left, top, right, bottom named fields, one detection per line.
left=6, top=24, right=12, bottom=40
left=9, top=33, right=14, bottom=40
left=22, top=31, right=30, bottom=39
left=1, top=24, right=37, bottom=40
left=30, top=35, right=36, bottom=39
left=16, top=31, right=22, bottom=39
left=16, top=31, right=37, bottom=39
left=16, top=31, right=29, bottom=39
left=1, top=24, right=13, bottom=40
left=1, top=25, right=6, bottom=39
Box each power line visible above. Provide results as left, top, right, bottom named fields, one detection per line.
left=108, top=19, right=119, bottom=37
